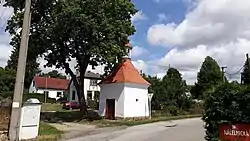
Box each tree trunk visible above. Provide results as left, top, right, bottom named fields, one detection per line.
left=75, top=84, right=87, bottom=114
left=63, top=62, right=88, bottom=115
left=78, top=65, right=88, bottom=114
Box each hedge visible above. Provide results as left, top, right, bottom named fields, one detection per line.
left=202, top=83, right=249, bottom=141
left=0, top=92, right=56, bottom=103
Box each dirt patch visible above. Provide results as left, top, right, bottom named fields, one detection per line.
left=49, top=122, right=97, bottom=132
left=49, top=122, right=126, bottom=140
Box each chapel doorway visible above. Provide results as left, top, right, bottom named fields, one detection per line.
left=105, top=99, right=115, bottom=120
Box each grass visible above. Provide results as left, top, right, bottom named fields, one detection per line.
left=36, top=122, right=63, bottom=141
left=41, top=103, right=64, bottom=112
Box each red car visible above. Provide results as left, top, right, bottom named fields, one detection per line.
left=62, top=101, right=80, bottom=110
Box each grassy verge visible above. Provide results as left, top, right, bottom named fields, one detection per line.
left=41, top=103, right=64, bottom=112
left=36, top=122, right=63, bottom=141
left=89, top=114, right=202, bottom=127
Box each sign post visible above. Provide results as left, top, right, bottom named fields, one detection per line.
left=148, top=93, right=154, bottom=119
left=219, top=123, right=250, bottom=141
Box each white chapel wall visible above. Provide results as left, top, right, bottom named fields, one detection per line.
left=98, top=83, right=125, bottom=117
left=123, top=83, right=149, bottom=117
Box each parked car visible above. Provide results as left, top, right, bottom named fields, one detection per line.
left=57, top=97, right=68, bottom=104
left=62, top=101, right=80, bottom=110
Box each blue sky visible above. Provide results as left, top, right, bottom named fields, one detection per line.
left=130, top=0, right=187, bottom=61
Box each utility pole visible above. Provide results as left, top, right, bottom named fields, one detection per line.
left=9, top=0, right=32, bottom=140
left=221, top=66, right=227, bottom=83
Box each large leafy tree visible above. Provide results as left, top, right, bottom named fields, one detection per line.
left=194, top=56, right=223, bottom=99
left=241, top=54, right=250, bottom=85
left=5, top=0, right=137, bottom=114
left=162, top=68, right=191, bottom=110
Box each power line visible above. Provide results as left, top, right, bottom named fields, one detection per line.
left=225, top=65, right=244, bottom=76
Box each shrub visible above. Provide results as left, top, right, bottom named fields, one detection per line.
left=202, top=82, right=248, bottom=141
left=164, top=105, right=180, bottom=116
left=87, top=100, right=99, bottom=110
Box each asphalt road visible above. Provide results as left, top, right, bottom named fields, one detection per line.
left=67, top=118, right=205, bottom=141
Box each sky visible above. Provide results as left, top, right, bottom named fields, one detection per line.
left=1, top=0, right=250, bottom=84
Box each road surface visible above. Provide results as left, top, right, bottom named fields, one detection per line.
left=66, top=118, right=205, bottom=141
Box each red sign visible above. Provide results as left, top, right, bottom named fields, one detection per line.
left=219, top=124, right=250, bottom=141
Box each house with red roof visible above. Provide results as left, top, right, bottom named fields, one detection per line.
left=68, top=71, right=102, bottom=103
left=98, top=43, right=151, bottom=119
left=29, top=76, right=70, bottom=100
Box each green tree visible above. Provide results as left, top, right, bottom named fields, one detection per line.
left=0, top=68, right=16, bottom=93
left=194, top=56, right=223, bottom=99
left=241, top=54, right=250, bottom=85
left=141, top=73, right=163, bottom=110
left=162, top=68, right=191, bottom=110
left=5, top=0, right=137, bottom=114
left=40, top=70, right=66, bottom=79
left=6, top=44, right=41, bottom=89
left=202, top=82, right=243, bottom=141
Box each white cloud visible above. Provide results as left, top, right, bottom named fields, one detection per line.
left=146, top=0, right=250, bottom=84
left=0, top=32, right=11, bottom=67
left=131, top=46, right=148, bottom=58
left=131, top=11, right=147, bottom=23
left=148, top=0, right=250, bottom=47
left=0, top=6, right=14, bottom=67
left=0, top=6, right=13, bottom=27
left=39, top=57, right=105, bottom=76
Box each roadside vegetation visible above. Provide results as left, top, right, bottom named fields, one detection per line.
left=203, top=55, right=250, bottom=140
left=37, top=122, right=63, bottom=141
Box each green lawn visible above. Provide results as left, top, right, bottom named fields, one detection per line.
left=37, top=122, right=63, bottom=141
left=41, top=103, right=64, bottom=112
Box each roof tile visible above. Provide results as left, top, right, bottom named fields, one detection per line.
left=34, top=76, right=70, bottom=90
left=101, top=59, right=150, bottom=85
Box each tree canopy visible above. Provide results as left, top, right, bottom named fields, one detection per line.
left=142, top=68, right=192, bottom=114
left=192, top=56, right=223, bottom=99
left=5, top=45, right=41, bottom=89
left=5, top=0, right=137, bottom=113
left=0, top=68, right=16, bottom=93
left=39, top=70, right=66, bottom=79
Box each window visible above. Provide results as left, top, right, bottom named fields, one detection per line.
left=87, top=91, right=92, bottom=100
left=72, top=91, right=76, bottom=101
left=57, top=92, right=62, bottom=97
left=90, top=79, right=97, bottom=86
left=94, top=91, right=100, bottom=101
left=33, top=81, right=35, bottom=87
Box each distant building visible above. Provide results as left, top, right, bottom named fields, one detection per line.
left=29, top=76, right=70, bottom=100
left=68, top=71, right=102, bottom=102
left=98, top=43, right=151, bottom=119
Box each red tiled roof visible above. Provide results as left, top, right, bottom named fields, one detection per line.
left=101, top=59, right=150, bottom=85
left=34, top=76, right=70, bottom=90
